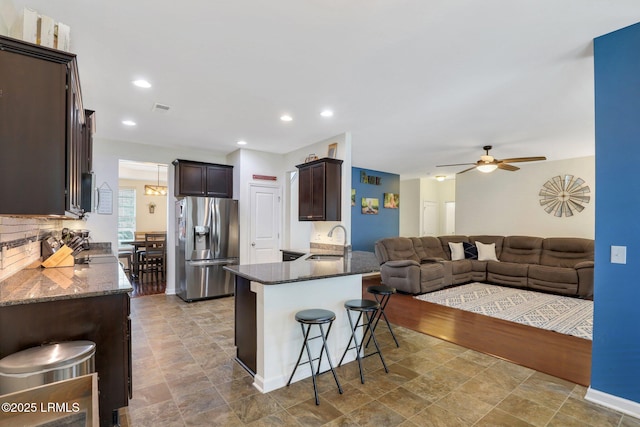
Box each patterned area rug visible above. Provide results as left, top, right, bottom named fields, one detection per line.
left=414, top=282, right=593, bottom=340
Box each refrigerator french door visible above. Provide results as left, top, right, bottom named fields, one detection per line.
left=176, top=197, right=239, bottom=302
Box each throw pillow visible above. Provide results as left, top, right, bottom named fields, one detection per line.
left=476, top=241, right=499, bottom=261
left=463, top=242, right=478, bottom=259
left=448, top=242, right=465, bottom=261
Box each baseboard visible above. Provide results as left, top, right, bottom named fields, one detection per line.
left=585, top=387, right=640, bottom=418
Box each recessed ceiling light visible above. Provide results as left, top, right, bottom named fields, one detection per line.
left=237, top=140, right=247, bottom=145
left=122, top=120, right=137, bottom=126
left=280, top=114, right=293, bottom=122
left=132, top=79, right=152, bottom=88
left=320, top=109, right=334, bottom=118
left=435, top=175, right=446, bottom=182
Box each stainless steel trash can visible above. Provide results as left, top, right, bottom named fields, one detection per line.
left=0, top=341, right=95, bottom=395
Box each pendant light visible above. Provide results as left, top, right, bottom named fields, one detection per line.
left=144, top=165, right=167, bottom=196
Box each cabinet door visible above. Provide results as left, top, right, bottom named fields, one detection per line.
left=298, top=165, right=314, bottom=219
left=0, top=49, right=67, bottom=215
left=178, top=163, right=206, bottom=196
left=205, top=165, right=233, bottom=198
left=309, top=163, right=327, bottom=219
left=67, top=70, right=84, bottom=214
left=297, top=159, right=342, bottom=221
left=299, top=163, right=329, bottom=220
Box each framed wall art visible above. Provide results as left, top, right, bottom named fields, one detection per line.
left=384, top=193, right=399, bottom=208
left=361, top=197, right=379, bottom=214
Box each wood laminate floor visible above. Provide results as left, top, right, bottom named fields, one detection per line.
left=361, top=275, right=592, bottom=386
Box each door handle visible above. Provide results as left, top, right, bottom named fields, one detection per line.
left=251, top=242, right=256, bottom=247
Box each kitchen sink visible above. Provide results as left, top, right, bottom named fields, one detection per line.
left=305, top=254, right=343, bottom=261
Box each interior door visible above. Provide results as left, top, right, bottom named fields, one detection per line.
left=422, top=200, right=438, bottom=236
left=249, top=184, right=281, bottom=264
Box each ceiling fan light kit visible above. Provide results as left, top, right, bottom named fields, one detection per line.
left=436, top=145, right=546, bottom=174
left=477, top=164, right=498, bottom=173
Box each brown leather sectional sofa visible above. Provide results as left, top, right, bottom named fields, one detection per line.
left=373, top=235, right=594, bottom=298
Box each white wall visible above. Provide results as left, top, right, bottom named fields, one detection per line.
left=399, top=177, right=455, bottom=237
left=455, top=156, right=595, bottom=238
left=399, top=179, right=420, bottom=237
left=228, top=148, right=285, bottom=263
left=84, top=137, right=228, bottom=294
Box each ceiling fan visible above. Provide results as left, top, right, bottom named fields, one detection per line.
left=436, top=145, right=546, bottom=174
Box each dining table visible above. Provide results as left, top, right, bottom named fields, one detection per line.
left=119, top=240, right=147, bottom=278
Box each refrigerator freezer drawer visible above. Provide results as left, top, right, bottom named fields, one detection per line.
left=177, top=260, right=236, bottom=302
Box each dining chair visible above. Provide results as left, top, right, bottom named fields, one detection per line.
left=138, top=233, right=166, bottom=283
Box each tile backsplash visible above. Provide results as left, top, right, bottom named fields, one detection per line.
left=0, top=216, right=62, bottom=281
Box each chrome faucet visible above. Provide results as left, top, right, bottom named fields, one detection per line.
left=328, top=224, right=352, bottom=259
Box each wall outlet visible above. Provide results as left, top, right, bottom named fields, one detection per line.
left=611, top=245, right=627, bottom=264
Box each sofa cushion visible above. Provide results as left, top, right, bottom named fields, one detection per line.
left=375, top=237, right=419, bottom=264
left=487, top=261, right=528, bottom=287
left=528, top=264, right=578, bottom=284
left=438, top=235, right=470, bottom=260
left=500, top=236, right=543, bottom=264
left=528, top=265, right=579, bottom=295
left=463, top=242, right=478, bottom=259
left=411, top=236, right=447, bottom=261
left=469, top=235, right=504, bottom=258
left=448, top=242, right=465, bottom=260
left=476, top=242, right=499, bottom=261
left=540, top=238, right=594, bottom=268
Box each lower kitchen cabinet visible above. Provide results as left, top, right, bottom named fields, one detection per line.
left=0, top=293, right=131, bottom=427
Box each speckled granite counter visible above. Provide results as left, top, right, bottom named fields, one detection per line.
left=225, top=250, right=379, bottom=284
left=0, top=254, right=132, bottom=307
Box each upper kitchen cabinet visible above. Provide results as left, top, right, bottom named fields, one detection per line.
left=296, top=158, right=343, bottom=221
left=173, top=159, right=234, bottom=198
left=0, top=35, right=92, bottom=217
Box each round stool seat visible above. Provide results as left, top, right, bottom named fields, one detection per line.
left=295, top=309, right=336, bottom=324
left=344, top=299, right=379, bottom=312
left=367, top=285, right=396, bottom=296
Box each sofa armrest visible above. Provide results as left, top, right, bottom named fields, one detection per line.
left=421, top=257, right=445, bottom=263
left=380, top=260, right=421, bottom=294
left=575, top=261, right=594, bottom=270
left=384, top=259, right=420, bottom=268
left=575, top=261, right=594, bottom=298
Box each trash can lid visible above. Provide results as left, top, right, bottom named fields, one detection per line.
left=0, top=341, right=96, bottom=374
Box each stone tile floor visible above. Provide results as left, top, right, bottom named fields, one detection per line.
left=119, top=294, right=640, bottom=426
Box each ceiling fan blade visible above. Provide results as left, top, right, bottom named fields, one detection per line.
left=457, top=166, right=477, bottom=174
left=498, top=163, right=519, bottom=171
left=500, top=156, right=547, bottom=163
left=436, top=162, right=476, bottom=167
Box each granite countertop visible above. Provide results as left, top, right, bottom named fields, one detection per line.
left=225, top=250, right=380, bottom=285
left=0, top=249, right=132, bottom=307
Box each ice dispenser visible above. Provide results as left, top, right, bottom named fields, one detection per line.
left=194, top=225, right=210, bottom=251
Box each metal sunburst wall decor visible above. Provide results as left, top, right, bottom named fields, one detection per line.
left=539, top=175, right=591, bottom=217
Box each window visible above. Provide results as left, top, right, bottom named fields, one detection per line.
left=118, top=188, right=136, bottom=244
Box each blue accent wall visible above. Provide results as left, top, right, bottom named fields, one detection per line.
left=351, top=167, right=399, bottom=252
left=592, top=23, right=640, bottom=403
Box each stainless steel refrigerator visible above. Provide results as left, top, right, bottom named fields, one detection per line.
left=175, top=197, right=239, bottom=302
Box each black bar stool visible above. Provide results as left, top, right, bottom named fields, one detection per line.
left=338, top=299, right=388, bottom=384
left=366, top=285, right=400, bottom=348
left=287, top=308, right=343, bottom=405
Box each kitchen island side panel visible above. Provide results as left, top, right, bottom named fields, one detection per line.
left=234, top=276, right=257, bottom=374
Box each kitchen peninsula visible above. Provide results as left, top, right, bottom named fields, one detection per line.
left=225, top=251, right=379, bottom=394
left=0, top=252, right=132, bottom=427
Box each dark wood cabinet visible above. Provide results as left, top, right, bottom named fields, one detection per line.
left=296, top=158, right=343, bottom=221
left=173, top=159, right=233, bottom=198
left=0, top=293, right=131, bottom=427
left=0, top=35, right=92, bottom=217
